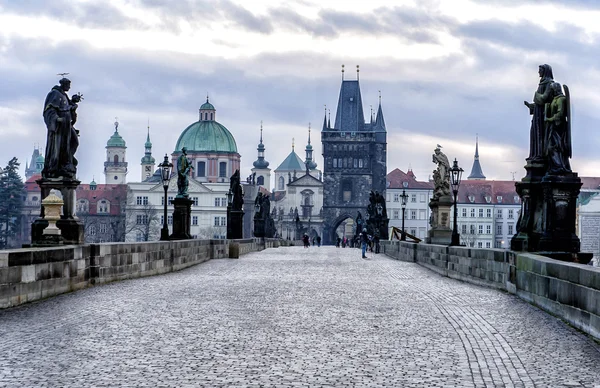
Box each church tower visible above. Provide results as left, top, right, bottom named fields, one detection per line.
left=25, top=145, right=44, bottom=179
left=305, top=124, right=318, bottom=172
left=467, top=135, right=486, bottom=180
left=251, top=122, right=271, bottom=190
left=321, top=66, right=387, bottom=244
left=140, top=122, right=156, bottom=181
left=104, top=119, right=128, bottom=184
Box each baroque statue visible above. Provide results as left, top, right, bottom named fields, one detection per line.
left=524, top=64, right=554, bottom=162
left=42, top=77, right=83, bottom=180
left=432, top=145, right=450, bottom=200
left=544, top=82, right=572, bottom=175
left=230, top=169, right=244, bottom=211
left=176, top=147, right=193, bottom=197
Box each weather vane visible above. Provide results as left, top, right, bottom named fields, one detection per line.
left=57, top=72, right=70, bottom=78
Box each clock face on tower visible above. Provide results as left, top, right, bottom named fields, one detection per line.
left=145, top=166, right=151, bottom=172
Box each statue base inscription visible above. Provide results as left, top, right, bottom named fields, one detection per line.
left=170, top=197, right=194, bottom=240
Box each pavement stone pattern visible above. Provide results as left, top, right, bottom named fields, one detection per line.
left=0, top=246, right=599, bottom=387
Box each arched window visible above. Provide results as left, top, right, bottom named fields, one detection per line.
left=257, top=176, right=264, bottom=185
left=278, top=176, right=285, bottom=190
left=210, top=113, right=213, bottom=120
left=114, top=155, right=119, bottom=163
left=205, top=113, right=208, bottom=120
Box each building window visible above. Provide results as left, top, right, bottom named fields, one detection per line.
left=478, top=225, right=483, bottom=234
left=192, top=197, right=198, bottom=206
left=358, top=159, right=363, bottom=168
left=114, top=155, right=119, bottom=163
left=470, top=224, right=476, bottom=234
left=508, top=224, right=514, bottom=235
left=495, top=240, right=502, bottom=248
left=394, top=193, right=399, bottom=202
left=485, top=242, right=491, bottom=248
left=478, top=209, right=484, bottom=218
left=411, top=194, right=417, bottom=203
left=486, top=225, right=491, bottom=234
left=197, top=161, right=206, bottom=177
left=410, top=228, right=417, bottom=236
left=278, top=176, right=285, bottom=190
left=160, top=215, right=164, bottom=225
left=100, top=223, right=107, bottom=233
left=168, top=215, right=173, bottom=225
left=220, top=217, right=226, bottom=226
left=496, top=223, right=502, bottom=235
left=333, top=158, right=338, bottom=168
left=136, top=196, right=142, bottom=205
left=342, top=180, right=352, bottom=202
left=477, top=242, right=483, bottom=248
left=393, top=210, right=399, bottom=219
left=410, top=210, right=417, bottom=219
left=89, top=225, right=96, bottom=236
left=461, top=224, right=467, bottom=234
left=214, top=217, right=219, bottom=226
left=219, top=162, right=227, bottom=177
left=420, top=194, right=426, bottom=202
left=497, top=196, right=503, bottom=203
left=496, top=209, right=503, bottom=219
left=136, top=232, right=143, bottom=242
left=419, top=210, right=426, bottom=220
left=215, top=198, right=220, bottom=207
left=486, top=209, right=492, bottom=218
left=257, top=176, right=264, bottom=185
left=136, top=196, right=149, bottom=205
left=192, top=216, right=198, bottom=225
left=136, top=215, right=148, bottom=225
left=470, top=208, right=475, bottom=217
left=508, top=209, right=514, bottom=219
left=462, top=208, right=467, bottom=217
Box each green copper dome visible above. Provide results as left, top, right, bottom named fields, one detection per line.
left=175, top=120, right=238, bottom=153
left=107, top=130, right=126, bottom=148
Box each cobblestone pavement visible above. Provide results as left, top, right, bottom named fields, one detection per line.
left=0, top=247, right=599, bottom=387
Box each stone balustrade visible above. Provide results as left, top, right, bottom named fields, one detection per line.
left=0, top=238, right=277, bottom=309
left=381, top=240, right=600, bottom=340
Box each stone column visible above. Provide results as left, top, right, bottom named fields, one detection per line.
left=426, top=194, right=453, bottom=245
left=170, top=197, right=194, bottom=240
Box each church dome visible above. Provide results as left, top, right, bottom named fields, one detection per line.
left=107, top=122, right=126, bottom=148
left=200, top=100, right=215, bottom=110
left=174, top=121, right=238, bottom=153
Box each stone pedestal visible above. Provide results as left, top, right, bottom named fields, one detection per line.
left=227, top=208, right=244, bottom=239
left=538, top=173, right=582, bottom=253
left=511, top=160, right=545, bottom=252
left=32, top=178, right=84, bottom=246
left=427, top=195, right=453, bottom=245
left=170, top=196, right=194, bottom=240
left=253, top=217, right=265, bottom=238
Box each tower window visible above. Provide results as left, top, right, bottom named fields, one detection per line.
left=197, top=161, right=206, bottom=177
left=114, top=155, right=119, bottom=163
left=278, top=176, right=285, bottom=190
left=219, top=162, right=227, bottom=177
left=257, top=176, right=264, bottom=185
left=210, top=113, right=213, bottom=120
left=205, top=113, right=208, bottom=120
left=342, top=180, right=352, bottom=202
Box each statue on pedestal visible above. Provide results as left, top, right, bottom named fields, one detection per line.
left=176, top=147, right=193, bottom=198
left=432, top=146, right=450, bottom=200
left=524, top=64, right=554, bottom=163
left=42, top=77, right=83, bottom=180
left=544, top=82, right=572, bottom=175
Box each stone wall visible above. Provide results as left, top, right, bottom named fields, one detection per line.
left=1, top=238, right=268, bottom=309
left=381, top=240, right=600, bottom=340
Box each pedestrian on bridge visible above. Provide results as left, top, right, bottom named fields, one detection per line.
left=360, top=228, right=369, bottom=259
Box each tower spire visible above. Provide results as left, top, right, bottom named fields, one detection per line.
left=356, top=65, right=360, bottom=81
left=467, top=134, right=486, bottom=180
left=322, top=105, right=328, bottom=131
left=292, top=137, right=295, bottom=151
left=341, top=64, right=344, bottom=81
left=260, top=120, right=263, bottom=144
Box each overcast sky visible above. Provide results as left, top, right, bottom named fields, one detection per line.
left=2, top=0, right=600, bottom=185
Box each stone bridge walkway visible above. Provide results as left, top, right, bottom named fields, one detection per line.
left=0, top=247, right=599, bottom=387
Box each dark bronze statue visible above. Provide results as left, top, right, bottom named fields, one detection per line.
left=544, top=82, right=572, bottom=175
left=524, top=64, right=554, bottom=162
left=230, top=170, right=244, bottom=211
left=176, top=147, right=193, bottom=197
left=42, top=78, right=83, bottom=179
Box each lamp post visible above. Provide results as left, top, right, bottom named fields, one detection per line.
left=226, top=189, right=233, bottom=239
left=158, top=154, right=173, bottom=241
left=400, top=189, right=408, bottom=241
left=450, top=158, right=464, bottom=246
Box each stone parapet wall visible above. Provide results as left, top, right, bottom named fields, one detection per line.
left=381, top=240, right=600, bottom=340
left=0, top=238, right=265, bottom=309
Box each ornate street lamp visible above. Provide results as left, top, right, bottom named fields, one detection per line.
left=158, top=154, right=173, bottom=241
left=226, top=189, right=233, bottom=206
left=400, top=189, right=408, bottom=241
left=450, top=158, right=464, bottom=246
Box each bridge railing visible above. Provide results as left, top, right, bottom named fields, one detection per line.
left=0, top=237, right=280, bottom=309
left=381, top=240, right=600, bottom=340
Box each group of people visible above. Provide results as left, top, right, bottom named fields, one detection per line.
left=302, top=234, right=321, bottom=248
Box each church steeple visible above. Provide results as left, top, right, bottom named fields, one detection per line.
left=322, top=105, right=328, bottom=131
left=141, top=120, right=156, bottom=180
left=305, top=123, right=317, bottom=171
left=251, top=121, right=271, bottom=190
left=104, top=118, right=128, bottom=184
left=374, top=91, right=386, bottom=131
left=467, top=135, right=486, bottom=180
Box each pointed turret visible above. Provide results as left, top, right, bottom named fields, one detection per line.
left=333, top=72, right=365, bottom=131
left=322, top=106, right=328, bottom=131
left=374, top=92, right=386, bottom=131
left=305, top=123, right=317, bottom=171
left=251, top=122, right=271, bottom=190
left=467, top=135, right=486, bottom=180
left=141, top=121, right=156, bottom=180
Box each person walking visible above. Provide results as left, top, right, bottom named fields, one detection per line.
left=360, top=228, right=369, bottom=259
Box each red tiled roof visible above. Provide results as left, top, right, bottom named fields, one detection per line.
left=457, top=180, right=519, bottom=205
left=76, top=184, right=127, bottom=216
left=386, top=168, right=433, bottom=190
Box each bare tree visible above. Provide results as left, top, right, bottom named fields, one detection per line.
left=124, top=189, right=160, bottom=241
left=459, top=223, right=479, bottom=247
left=197, top=226, right=226, bottom=240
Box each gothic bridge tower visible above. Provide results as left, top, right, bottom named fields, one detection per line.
left=321, top=66, right=387, bottom=244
